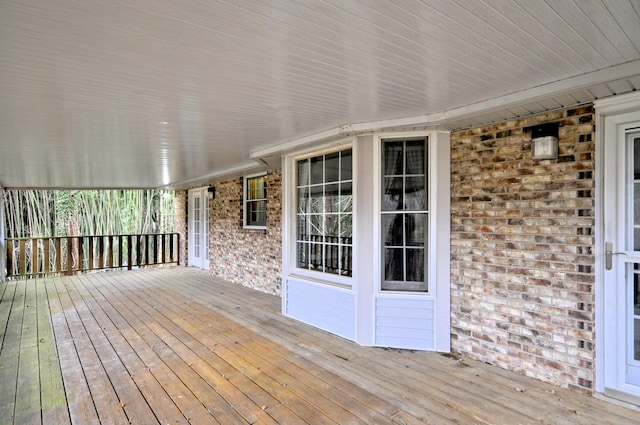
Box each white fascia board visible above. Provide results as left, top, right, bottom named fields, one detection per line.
left=251, top=60, right=640, bottom=161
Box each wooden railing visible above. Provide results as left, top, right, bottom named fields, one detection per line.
left=5, top=233, right=180, bottom=278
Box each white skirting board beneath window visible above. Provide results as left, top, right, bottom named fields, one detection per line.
left=284, top=277, right=356, bottom=341
left=374, top=296, right=435, bottom=350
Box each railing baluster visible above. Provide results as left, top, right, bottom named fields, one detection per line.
left=66, top=237, right=73, bottom=275
left=161, top=234, right=166, bottom=264
left=31, top=239, right=38, bottom=274
left=88, top=237, right=94, bottom=271
left=127, top=235, right=133, bottom=270
left=7, top=240, right=14, bottom=277
left=108, top=236, right=114, bottom=269
left=98, top=237, right=104, bottom=269
left=169, top=234, right=174, bottom=263
left=44, top=239, right=50, bottom=274
left=119, top=235, right=124, bottom=268
left=55, top=238, right=61, bottom=273
left=153, top=234, right=159, bottom=265
left=19, top=240, right=26, bottom=275
left=78, top=237, right=85, bottom=272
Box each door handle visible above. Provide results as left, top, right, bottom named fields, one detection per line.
left=605, top=241, right=627, bottom=270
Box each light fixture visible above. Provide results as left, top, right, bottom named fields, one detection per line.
left=207, top=186, right=215, bottom=200
left=527, top=122, right=559, bottom=161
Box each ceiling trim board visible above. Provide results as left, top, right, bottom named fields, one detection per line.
left=252, top=60, right=640, bottom=160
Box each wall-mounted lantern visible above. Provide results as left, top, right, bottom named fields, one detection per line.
left=207, top=186, right=215, bottom=200
left=526, top=122, right=559, bottom=161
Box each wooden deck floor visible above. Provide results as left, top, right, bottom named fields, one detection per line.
left=1, top=268, right=640, bottom=425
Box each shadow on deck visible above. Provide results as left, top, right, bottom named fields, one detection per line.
left=1, top=267, right=639, bottom=424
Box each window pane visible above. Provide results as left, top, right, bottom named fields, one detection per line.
left=325, top=151, right=340, bottom=182
left=338, top=183, right=353, bottom=212
left=325, top=184, right=339, bottom=213
left=325, top=214, right=339, bottom=238
left=310, top=156, right=324, bottom=184
left=383, top=214, right=403, bottom=246
left=298, top=159, right=309, bottom=186
left=384, top=142, right=404, bottom=175
left=246, top=200, right=266, bottom=226
left=406, top=249, right=425, bottom=282
left=297, top=215, right=308, bottom=241
left=310, top=185, right=323, bottom=214
left=309, top=243, right=324, bottom=271
left=406, top=213, right=425, bottom=246
left=384, top=248, right=404, bottom=281
left=405, top=177, right=426, bottom=210
left=297, top=242, right=309, bottom=269
left=325, top=243, right=339, bottom=273
left=341, top=149, right=353, bottom=180
left=340, top=214, right=352, bottom=238
left=340, top=245, right=352, bottom=277
left=383, top=177, right=404, bottom=211
left=405, top=140, right=425, bottom=174
left=297, top=187, right=309, bottom=214
left=310, top=214, right=324, bottom=237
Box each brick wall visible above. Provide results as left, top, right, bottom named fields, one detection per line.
left=450, top=105, right=595, bottom=393
left=209, top=169, right=283, bottom=295
left=174, top=190, right=188, bottom=266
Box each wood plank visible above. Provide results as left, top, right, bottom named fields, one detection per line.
left=118, top=272, right=426, bottom=425
left=173, top=269, right=640, bottom=425
left=63, top=275, right=161, bottom=424
left=101, top=272, right=321, bottom=425
left=75, top=271, right=206, bottom=424
left=14, top=280, right=42, bottom=424
left=143, top=286, right=403, bottom=425
left=80, top=274, right=220, bottom=424
left=48, top=277, right=106, bottom=425
left=36, top=278, right=70, bottom=425
left=0, top=281, right=24, bottom=421
left=157, top=282, right=430, bottom=423
left=93, top=275, right=246, bottom=424
left=4, top=268, right=640, bottom=425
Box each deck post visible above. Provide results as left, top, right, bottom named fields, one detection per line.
left=0, top=187, right=6, bottom=282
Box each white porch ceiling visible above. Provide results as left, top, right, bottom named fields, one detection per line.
left=1, top=0, right=639, bottom=189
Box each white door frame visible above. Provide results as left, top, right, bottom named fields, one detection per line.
left=188, top=187, right=209, bottom=270
left=595, top=91, right=640, bottom=404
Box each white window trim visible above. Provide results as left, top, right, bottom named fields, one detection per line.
left=378, top=136, right=430, bottom=293
left=283, top=139, right=355, bottom=288
left=373, top=130, right=445, bottom=296
left=243, top=172, right=267, bottom=230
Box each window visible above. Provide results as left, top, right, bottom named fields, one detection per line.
left=244, top=174, right=267, bottom=228
left=296, top=148, right=353, bottom=276
left=381, top=138, right=428, bottom=292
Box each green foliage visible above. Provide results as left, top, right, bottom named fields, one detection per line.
left=3, top=190, right=175, bottom=238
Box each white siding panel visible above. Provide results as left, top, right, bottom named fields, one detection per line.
left=375, top=296, right=435, bottom=350
left=284, top=277, right=355, bottom=341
